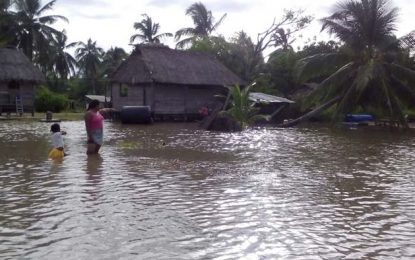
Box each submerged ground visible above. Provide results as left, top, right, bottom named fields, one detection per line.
left=0, top=121, right=414, bottom=259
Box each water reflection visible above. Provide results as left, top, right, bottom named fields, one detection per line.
left=1, top=121, right=415, bottom=259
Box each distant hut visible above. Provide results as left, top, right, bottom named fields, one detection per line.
left=111, top=44, right=244, bottom=120
left=0, top=48, right=44, bottom=116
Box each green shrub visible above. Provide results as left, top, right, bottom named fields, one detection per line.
left=35, top=86, right=69, bottom=112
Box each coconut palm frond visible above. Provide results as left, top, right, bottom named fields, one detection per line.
left=353, top=58, right=377, bottom=96
left=390, top=75, right=415, bottom=102
left=302, top=62, right=355, bottom=109
left=175, top=37, right=194, bottom=49
left=296, top=52, right=348, bottom=82
left=131, top=13, right=171, bottom=44
left=211, top=13, right=227, bottom=32
left=130, top=34, right=146, bottom=44
left=38, top=14, right=68, bottom=24
left=331, top=80, right=358, bottom=121
left=388, top=63, right=415, bottom=85
left=175, top=28, right=194, bottom=41
left=155, top=32, right=173, bottom=40
left=36, top=0, right=56, bottom=15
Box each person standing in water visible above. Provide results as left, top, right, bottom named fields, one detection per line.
left=84, top=100, right=104, bottom=154
left=48, top=123, right=67, bottom=159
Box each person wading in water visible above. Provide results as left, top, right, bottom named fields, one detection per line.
left=84, top=100, right=104, bottom=154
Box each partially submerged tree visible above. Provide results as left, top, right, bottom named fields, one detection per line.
left=222, top=84, right=266, bottom=129
left=283, top=0, right=415, bottom=128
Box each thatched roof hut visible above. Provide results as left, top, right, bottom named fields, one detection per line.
left=0, top=48, right=44, bottom=83
left=111, top=44, right=245, bottom=121
left=112, top=44, right=244, bottom=86
left=0, top=48, right=44, bottom=115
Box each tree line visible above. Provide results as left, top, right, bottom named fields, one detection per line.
left=1, top=0, right=415, bottom=126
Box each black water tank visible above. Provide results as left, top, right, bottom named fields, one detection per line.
left=120, top=106, right=152, bottom=124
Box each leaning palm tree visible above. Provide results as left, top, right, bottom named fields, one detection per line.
left=75, top=38, right=104, bottom=94
left=175, top=2, right=226, bottom=49
left=130, top=14, right=172, bottom=44
left=13, top=0, right=68, bottom=61
left=284, top=0, right=415, bottom=128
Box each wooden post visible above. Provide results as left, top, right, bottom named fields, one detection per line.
left=143, top=85, right=147, bottom=106
left=222, top=90, right=231, bottom=111
left=183, top=85, right=189, bottom=121
left=269, top=103, right=288, bottom=121
left=151, top=81, right=155, bottom=116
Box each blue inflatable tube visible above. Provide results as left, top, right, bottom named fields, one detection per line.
left=344, top=114, right=374, bottom=122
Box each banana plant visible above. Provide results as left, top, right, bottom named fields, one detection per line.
left=222, top=83, right=267, bottom=129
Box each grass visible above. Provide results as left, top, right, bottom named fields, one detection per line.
left=0, top=112, right=84, bottom=121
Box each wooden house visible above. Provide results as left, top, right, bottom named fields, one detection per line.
left=111, top=44, right=244, bottom=120
left=0, top=48, right=44, bottom=116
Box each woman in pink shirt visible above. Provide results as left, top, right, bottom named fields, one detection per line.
left=84, top=100, right=104, bottom=154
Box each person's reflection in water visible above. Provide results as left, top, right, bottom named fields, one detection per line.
left=49, top=157, right=64, bottom=174
left=85, top=154, right=103, bottom=201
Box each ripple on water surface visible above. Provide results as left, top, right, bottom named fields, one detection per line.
left=1, top=121, right=415, bottom=259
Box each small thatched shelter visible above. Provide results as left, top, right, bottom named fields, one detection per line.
left=0, top=48, right=44, bottom=115
left=111, top=44, right=244, bottom=120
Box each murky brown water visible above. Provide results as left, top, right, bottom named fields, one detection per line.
left=1, top=120, right=415, bottom=259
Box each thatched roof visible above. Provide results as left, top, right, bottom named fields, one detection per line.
left=111, top=44, right=244, bottom=86
left=0, top=48, right=45, bottom=83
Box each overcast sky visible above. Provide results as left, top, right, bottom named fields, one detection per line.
left=52, top=0, right=415, bottom=54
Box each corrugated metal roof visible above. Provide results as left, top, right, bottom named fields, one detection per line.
left=249, top=92, right=294, bottom=104
left=85, top=95, right=111, bottom=103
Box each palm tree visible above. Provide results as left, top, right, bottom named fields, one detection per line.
left=130, top=14, right=172, bottom=44
left=175, top=2, right=226, bottom=49
left=101, top=47, right=128, bottom=77
left=0, top=0, right=17, bottom=46
left=75, top=38, right=104, bottom=94
left=231, top=31, right=264, bottom=81
left=223, top=84, right=264, bottom=129
left=286, top=0, right=415, bottom=128
left=13, top=0, right=68, bottom=61
left=51, top=31, right=77, bottom=79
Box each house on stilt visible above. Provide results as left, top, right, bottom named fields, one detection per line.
left=0, top=48, right=44, bottom=116
left=110, top=44, right=245, bottom=121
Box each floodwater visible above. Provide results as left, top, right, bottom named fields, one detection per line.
left=1, top=120, right=415, bottom=260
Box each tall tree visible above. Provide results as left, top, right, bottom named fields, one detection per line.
left=288, top=0, right=415, bottom=127
left=51, top=30, right=77, bottom=79
left=130, top=14, right=172, bottom=44
left=175, top=2, right=226, bottom=49
left=101, top=47, right=128, bottom=77
left=75, top=38, right=104, bottom=94
left=13, top=0, right=68, bottom=61
left=0, top=0, right=15, bottom=46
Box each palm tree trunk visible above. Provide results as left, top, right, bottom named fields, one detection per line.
left=91, top=78, right=96, bottom=94
left=278, top=96, right=342, bottom=127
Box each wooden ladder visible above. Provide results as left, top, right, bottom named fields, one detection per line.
left=15, top=96, right=24, bottom=116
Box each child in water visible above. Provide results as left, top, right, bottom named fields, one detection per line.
left=48, top=123, right=67, bottom=159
